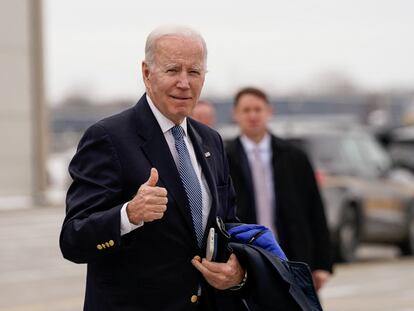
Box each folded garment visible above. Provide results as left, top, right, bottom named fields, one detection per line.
left=228, top=223, right=288, bottom=261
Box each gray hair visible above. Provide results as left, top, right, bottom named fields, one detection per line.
left=144, top=25, right=208, bottom=69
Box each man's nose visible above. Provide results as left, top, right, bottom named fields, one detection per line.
left=176, top=72, right=190, bottom=89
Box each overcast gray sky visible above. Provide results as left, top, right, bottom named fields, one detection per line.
left=44, top=0, right=414, bottom=104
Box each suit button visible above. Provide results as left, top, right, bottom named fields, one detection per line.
left=109, top=240, right=115, bottom=246
left=190, top=295, right=198, bottom=303
left=97, top=244, right=103, bottom=250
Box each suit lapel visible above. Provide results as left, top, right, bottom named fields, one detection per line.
left=133, top=96, right=197, bottom=243
left=187, top=121, right=218, bottom=247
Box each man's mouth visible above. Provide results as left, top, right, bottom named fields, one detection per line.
left=170, top=95, right=191, bottom=100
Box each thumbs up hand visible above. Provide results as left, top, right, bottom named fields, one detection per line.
left=127, top=168, right=168, bottom=224
left=144, top=167, right=159, bottom=187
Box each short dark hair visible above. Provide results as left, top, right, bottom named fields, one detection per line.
left=234, top=87, right=269, bottom=107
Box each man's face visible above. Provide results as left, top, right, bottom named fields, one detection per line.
left=233, top=94, right=272, bottom=139
left=142, top=35, right=206, bottom=124
left=192, top=104, right=215, bottom=127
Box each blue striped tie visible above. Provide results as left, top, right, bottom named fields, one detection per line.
left=171, top=125, right=204, bottom=247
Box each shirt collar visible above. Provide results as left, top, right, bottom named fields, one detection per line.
left=240, top=132, right=271, bottom=153
left=146, top=94, right=188, bottom=136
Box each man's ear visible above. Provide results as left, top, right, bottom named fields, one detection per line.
left=267, top=104, right=273, bottom=116
left=142, top=61, right=150, bottom=88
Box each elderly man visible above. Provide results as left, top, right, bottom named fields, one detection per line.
left=60, top=26, right=245, bottom=311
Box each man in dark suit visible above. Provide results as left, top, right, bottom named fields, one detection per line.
left=226, top=87, right=333, bottom=292
left=59, top=25, right=246, bottom=311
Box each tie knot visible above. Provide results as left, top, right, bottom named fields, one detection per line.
left=171, top=125, right=185, bottom=141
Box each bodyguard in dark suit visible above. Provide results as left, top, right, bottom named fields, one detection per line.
left=59, top=26, right=246, bottom=311
left=226, top=87, right=333, bottom=292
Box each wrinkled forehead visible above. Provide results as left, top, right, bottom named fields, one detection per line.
left=154, top=35, right=206, bottom=66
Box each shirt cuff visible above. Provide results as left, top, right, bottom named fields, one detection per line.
left=120, top=202, right=143, bottom=236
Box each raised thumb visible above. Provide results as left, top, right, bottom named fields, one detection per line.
left=145, top=168, right=159, bottom=187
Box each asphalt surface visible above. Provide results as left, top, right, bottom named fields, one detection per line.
left=1, top=207, right=414, bottom=311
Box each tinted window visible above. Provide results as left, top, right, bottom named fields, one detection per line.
left=289, top=134, right=362, bottom=175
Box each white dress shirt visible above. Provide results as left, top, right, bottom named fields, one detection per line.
left=120, top=95, right=211, bottom=235
left=240, top=133, right=277, bottom=235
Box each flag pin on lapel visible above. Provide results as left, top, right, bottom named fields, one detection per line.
left=204, top=151, right=211, bottom=158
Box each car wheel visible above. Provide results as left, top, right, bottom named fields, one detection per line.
left=335, top=206, right=359, bottom=262
left=399, top=208, right=414, bottom=256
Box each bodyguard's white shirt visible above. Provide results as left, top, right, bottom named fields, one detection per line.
left=120, top=95, right=211, bottom=235
left=240, top=133, right=276, bottom=234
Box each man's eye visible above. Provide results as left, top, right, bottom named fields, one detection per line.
left=166, top=69, right=177, bottom=73
left=189, top=70, right=200, bottom=75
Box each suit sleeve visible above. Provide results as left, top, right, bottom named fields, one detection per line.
left=59, top=123, right=124, bottom=264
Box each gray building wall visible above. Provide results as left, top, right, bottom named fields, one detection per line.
left=0, top=0, right=47, bottom=208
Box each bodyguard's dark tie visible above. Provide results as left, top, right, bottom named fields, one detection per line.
left=171, top=125, right=204, bottom=247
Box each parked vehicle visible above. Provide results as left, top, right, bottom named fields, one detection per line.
left=220, top=119, right=414, bottom=262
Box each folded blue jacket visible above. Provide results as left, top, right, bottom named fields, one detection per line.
left=227, top=223, right=288, bottom=261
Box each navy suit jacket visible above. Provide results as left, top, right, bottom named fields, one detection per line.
left=59, top=95, right=243, bottom=310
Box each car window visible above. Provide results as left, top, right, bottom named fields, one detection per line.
left=282, top=127, right=392, bottom=179
left=337, top=136, right=366, bottom=175
left=287, top=137, right=334, bottom=170
left=293, top=134, right=360, bottom=175
left=354, top=134, right=391, bottom=178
